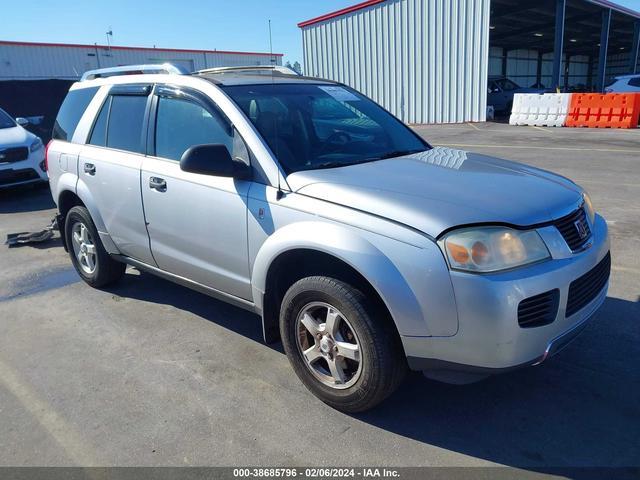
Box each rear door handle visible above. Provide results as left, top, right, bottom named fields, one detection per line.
left=84, top=163, right=96, bottom=175
left=149, top=176, right=167, bottom=192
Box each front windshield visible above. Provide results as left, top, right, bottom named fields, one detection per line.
left=222, top=83, right=430, bottom=173
left=0, top=108, right=16, bottom=129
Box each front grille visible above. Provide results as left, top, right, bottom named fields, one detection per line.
left=554, top=207, right=592, bottom=251
left=566, top=252, right=611, bottom=317
left=0, top=168, right=39, bottom=186
left=518, top=289, right=560, bottom=328
left=0, top=147, right=29, bottom=163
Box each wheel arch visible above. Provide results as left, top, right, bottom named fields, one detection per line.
left=251, top=221, right=424, bottom=346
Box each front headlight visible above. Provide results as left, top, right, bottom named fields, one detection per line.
left=582, top=192, right=595, bottom=225
left=30, top=137, right=43, bottom=153
left=441, top=226, right=551, bottom=273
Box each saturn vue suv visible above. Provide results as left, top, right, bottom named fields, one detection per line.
left=47, top=64, right=610, bottom=412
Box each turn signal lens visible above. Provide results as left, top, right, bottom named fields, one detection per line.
left=441, top=227, right=550, bottom=273
left=447, top=242, right=470, bottom=263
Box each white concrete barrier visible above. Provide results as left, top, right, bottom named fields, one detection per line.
left=509, top=93, right=572, bottom=127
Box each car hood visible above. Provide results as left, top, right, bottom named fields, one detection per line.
left=0, top=125, right=32, bottom=148
left=286, top=147, right=583, bottom=237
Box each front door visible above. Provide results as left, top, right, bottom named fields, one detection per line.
left=140, top=85, right=253, bottom=300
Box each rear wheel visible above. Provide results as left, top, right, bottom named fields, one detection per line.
left=65, top=206, right=125, bottom=287
left=280, top=276, right=406, bottom=412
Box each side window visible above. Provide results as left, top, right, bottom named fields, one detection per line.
left=53, top=86, right=99, bottom=141
left=154, top=96, right=233, bottom=162
left=629, top=77, right=640, bottom=88
left=106, top=95, right=148, bottom=154
left=88, top=97, right=110, bottom=147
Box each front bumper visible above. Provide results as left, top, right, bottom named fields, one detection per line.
left=0, top=147, right=47, bottom=188
left=403, top=213, right=610, bottom=374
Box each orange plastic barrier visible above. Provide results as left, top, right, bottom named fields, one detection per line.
left=566, top=93, right=640, bottom=129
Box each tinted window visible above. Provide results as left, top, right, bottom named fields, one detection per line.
left=106, top=95, right=148, bottom=153
left=0, top=108, right=16, bottom=129
left=223, top=83, right=428, bottom=174
left=53, top=87, right=99, bottom=141
left=629, top=77, right=640, bottom=88
left=88, top=97, right=110, bottom=147
left=155, top=96, right=233, bottom=161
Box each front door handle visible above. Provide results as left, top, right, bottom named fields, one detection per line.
left=149, top=176, right=167, bottom=192
left=84, top=163, right=96, bottom=175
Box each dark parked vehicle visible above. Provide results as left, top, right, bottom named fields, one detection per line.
left=487, top=77, right=546, bottom=114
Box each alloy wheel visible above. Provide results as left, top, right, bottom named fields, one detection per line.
left=295, top=302, right=362, bottom=389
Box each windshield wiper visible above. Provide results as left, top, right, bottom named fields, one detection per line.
left=373, top=149, right=427, bottom=160
left=309, top=161, right=355, bottom=170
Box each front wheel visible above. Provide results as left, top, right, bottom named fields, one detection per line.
left=280, top=276, right=406, bottom=412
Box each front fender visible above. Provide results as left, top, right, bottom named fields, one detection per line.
left=251, top=221, right=437, bottom=337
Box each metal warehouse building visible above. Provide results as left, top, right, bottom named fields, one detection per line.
left=0, top=40, right=282, bottom=80
left=299, top=0, right=640, bottom=124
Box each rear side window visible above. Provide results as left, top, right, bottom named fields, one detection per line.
left=629, top=77, right=640, bottom=88
left=53, top=87, right=99, bottom=141
left=88, top=97, right=110, bottom=147
left=105, top=95, right=147, bottom=154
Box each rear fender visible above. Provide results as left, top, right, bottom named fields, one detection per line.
left=75, top=176, right=120, bottom=254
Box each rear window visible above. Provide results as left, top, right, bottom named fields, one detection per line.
left=53, top=86, right=99, bottom=141
left=105, top=95, right=147, bottom=154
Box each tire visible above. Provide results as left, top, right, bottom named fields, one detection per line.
left=65, top=206, right=125, bottom=287
left=280, top=276, right=407, bottom=413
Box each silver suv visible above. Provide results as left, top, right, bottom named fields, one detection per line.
left=48, top=64, right=610, bottom=412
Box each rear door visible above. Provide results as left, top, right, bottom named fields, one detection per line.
left=140, top=85, right=252, bottom=299
left=79, top=84, right=155, bottom=265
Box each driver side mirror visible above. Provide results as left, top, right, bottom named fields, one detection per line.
left=15, top=117, right=29, bottom=127
left=180, top=144, right=251, bottom=179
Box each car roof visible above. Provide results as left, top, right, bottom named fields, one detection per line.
left=192, top=71, right=337, bottom=86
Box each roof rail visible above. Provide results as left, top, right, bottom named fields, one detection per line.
left=80, top=63, right=189, bottom=81
left=195, top=65, right=300, bottom=76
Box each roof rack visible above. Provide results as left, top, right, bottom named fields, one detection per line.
left=80, top=63, right=189, bottom=81
left=195, top=65, right=300, bottom=76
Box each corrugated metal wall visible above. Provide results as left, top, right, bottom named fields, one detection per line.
left=301, top=0, right=490, bottom=124
left=0, top=42, right=281, bottom=80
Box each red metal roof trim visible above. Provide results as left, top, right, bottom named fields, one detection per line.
left=0, top=40, right=283, bottom=57
left=296, top=0, right=640, bottom=27
left=298, top=0, right=387, bottom=28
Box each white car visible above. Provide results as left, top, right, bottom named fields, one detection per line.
left=605, top=74, right=640, bottom=93
left=0, top=107, right=47, bottom=189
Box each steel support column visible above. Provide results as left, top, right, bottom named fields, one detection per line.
left=552, top=0, right=566, bottom=91
left=597, top=9, right=611, bottom=92
left=631, top=22, right=640, bottom=74
left=536, top=50, right=543, bottom=86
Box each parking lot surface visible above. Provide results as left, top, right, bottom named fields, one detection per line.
left=0, top=123, right=638, bottom=469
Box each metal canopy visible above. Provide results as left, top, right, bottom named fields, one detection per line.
left=490, top=0, right=638, bottom=57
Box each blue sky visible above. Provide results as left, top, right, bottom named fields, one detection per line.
left=2, top=0, right=640, bottom=66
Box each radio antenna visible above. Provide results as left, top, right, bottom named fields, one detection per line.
left=269, top=19, right=284, bottom=200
